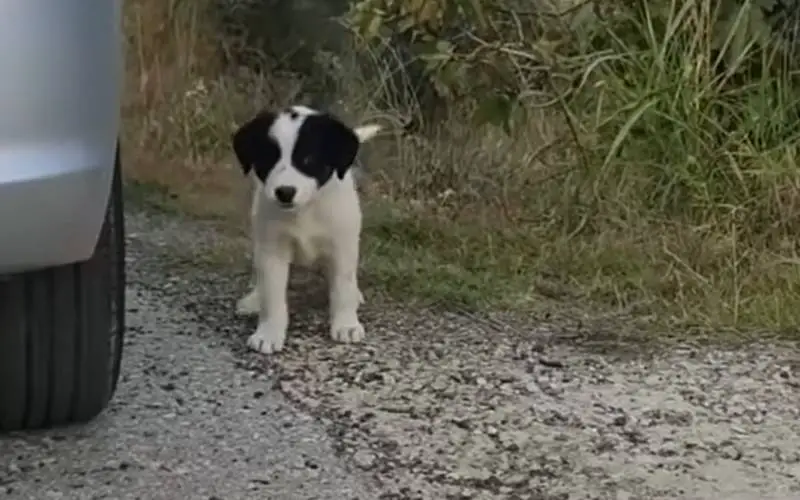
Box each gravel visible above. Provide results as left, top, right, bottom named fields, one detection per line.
left=0, top=211, right=378, bottom=500
left=275, top=314, right=800, bottom=500
left=3, top=206, right=800, bottom=499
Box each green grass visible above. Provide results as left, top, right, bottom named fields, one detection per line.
left=121, top=0, right=800, bottom=343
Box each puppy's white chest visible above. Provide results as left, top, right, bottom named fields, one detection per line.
left=285, top=213, right=330, bottom=266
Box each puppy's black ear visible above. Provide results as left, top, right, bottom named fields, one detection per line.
left=232, top=111, right=277, bottom=177
left=317, top=114, right=360, bottom=180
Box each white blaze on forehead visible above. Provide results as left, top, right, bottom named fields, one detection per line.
left=267, top=109, right=311, bottom=159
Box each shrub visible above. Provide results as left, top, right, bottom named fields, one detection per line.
left=341, top=0, right=800, bottom=329
left=123, top=0, right=800, bottom=333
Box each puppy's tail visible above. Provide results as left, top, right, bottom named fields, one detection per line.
left=353, top=124, right=382, bottom=143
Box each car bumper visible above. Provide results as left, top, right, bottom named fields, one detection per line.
left=0, top=143, right=115, bottom=274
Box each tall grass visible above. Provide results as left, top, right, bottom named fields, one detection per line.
left=122, top=0, right=800, bottom=337
left=556, top=0, right=800, bottom=327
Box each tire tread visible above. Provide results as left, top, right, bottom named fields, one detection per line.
left=0, top=148, right=125, bottom=431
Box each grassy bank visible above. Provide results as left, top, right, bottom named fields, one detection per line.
left=122, top=0, right=800, bottom=337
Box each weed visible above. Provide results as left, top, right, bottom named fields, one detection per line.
left=123, top=0, right=800, bottom=339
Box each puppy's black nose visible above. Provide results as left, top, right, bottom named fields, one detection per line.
left=274, top=185, right=297, bottom=204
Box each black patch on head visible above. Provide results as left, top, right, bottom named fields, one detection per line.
left=231, top=111, right=279, bottom=182
left=292, top=113, right=360, bottom=185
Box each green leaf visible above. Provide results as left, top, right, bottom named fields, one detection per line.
left=435, top=40, right=453, bottom=55
left=473, top=93, right=515, bottom=133
left=365, top=12, right=384, bottom=39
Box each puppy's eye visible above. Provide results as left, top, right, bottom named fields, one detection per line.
left=301, top=156, right=313, bottom=166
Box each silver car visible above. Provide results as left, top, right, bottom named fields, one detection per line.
left=0, top=1, right=125, bottom=430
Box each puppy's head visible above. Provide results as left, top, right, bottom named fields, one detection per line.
left=232, top=105, right=379, bottom=211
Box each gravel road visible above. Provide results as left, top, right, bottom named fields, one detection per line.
left=0, top=214, right=378, bottom=499
left=3, top=206, right=800, bottom=500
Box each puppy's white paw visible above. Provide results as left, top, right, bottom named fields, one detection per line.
left=247, top=322, right=287, bottom=354
left=330, top=320, right=365, bottom=344
left=236, top=289, right=259, bottom=316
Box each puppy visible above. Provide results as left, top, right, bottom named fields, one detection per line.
left=231, top=105, right=381, bottom=354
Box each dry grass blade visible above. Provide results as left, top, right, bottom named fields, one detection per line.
left=122, top=0, right=800, bottom=341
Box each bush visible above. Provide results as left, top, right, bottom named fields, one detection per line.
left=341, top=0, right=800, bottom=329
left=123, top=0, right=800, bottom=335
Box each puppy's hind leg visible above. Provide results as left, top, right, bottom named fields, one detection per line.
left=236, top=287, right=260, bottom=316
left=237, top=186, right=263, bottom=317
left=236, top=237, right=261, bottom=316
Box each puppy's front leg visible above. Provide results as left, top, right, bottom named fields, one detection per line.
left=328, top=238, right=365, bottom=344
left=247, top=245, right=291, bottom=354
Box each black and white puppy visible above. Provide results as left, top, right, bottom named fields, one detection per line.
left=231, top=105, right=381, bottom=354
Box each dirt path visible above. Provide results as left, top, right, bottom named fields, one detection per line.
left=279, top=322, right=800, bottom=499
left=129, top=207, right=800, bottom=500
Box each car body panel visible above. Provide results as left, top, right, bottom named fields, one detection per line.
left=0, top=0, right=122, bottom=273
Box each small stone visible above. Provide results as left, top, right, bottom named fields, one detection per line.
left=502, top=473, right=528, bottom=486
left=498, top=430, right=525, bottom=452
left=594, top=435, right=618, bottom=453
left=451, top=417, right=471, bottom=430
left=539, top=357, right=565, bottom=369
left=459, top=487, right=476, bottom=498
left=656, top=441, right=680, bottom=457
left=352, top=449, right=376, bottom=470
left=719, top=444, right=742, bottom=460
left=431, top=375, right=450, bottom=391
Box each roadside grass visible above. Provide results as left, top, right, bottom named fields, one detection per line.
left=122, top=0, right=800, bottom=341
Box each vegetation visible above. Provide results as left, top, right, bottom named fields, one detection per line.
left=123, top=0, right=800, bottom=337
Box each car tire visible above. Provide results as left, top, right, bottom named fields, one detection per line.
left=0, top=145, right=125, bottom=431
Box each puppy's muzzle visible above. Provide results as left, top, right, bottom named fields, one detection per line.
left=274, top=185, right=297, bottom=206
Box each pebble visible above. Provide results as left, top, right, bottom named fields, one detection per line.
left=352, top=449, right=376, bottom=470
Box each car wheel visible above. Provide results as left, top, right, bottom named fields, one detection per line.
left=0, top=144, right=125, bottom=431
